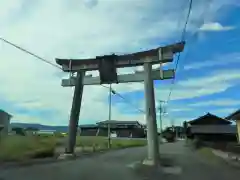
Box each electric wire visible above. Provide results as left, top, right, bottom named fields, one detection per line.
left=166, top=0, right=214, bottom=104
left=0, top=36, right=144, bottom=117
left=166, top=0, right=193, bottom=103
left=0, top=37, right=62, bottom=70
left=101, top=84, right=145, bottom=114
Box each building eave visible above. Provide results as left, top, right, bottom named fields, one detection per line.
left=225, top=109, right=240, bottom=120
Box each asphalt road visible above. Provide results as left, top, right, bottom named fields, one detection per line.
left=0, top=141, right=240, bottom=180
left=0, top=146, right=147, bottom=180
left=159, top=141, right=240, bottom=180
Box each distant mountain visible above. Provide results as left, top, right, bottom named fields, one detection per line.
left=10, top=123, right=68, bottom=133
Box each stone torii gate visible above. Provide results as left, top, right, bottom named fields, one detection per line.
left=55, top=41, right=185, bottom=165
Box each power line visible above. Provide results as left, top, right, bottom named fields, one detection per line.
left=101, top=84, right=145, bottom=114
left=0, top=37, right=62, bottom=70
left=166, top=0, right=193, bottom=103
left=174, top=0, right=193, bottom=72
left=0, top=36, right=144, bottom=115
left=179, top=0, right=214, bottom=61
left=180, top=0, right=193, bottom=42
left=166, top=0, right=214, bottom=104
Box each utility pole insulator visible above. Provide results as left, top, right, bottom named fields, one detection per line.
left=111, top=89, right=116, bottom=94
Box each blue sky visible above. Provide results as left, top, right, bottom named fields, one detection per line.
left=0, top=0, right=239, bottom=128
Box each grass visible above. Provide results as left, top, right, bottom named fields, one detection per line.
left=196, top=147, right=224, bottom=165
left=0, top=135, right=147, bottom=162
left=198, top=147, right=216, bottom=159
left=187, top=139, right=222, bottom=163
left=75, top=136, right=147, bottom=149
left=0, top=136, right=57, bottom=162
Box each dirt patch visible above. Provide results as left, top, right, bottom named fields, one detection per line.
left=133, top=163, right=166, bottom=180
left=159, top=155, right=176, bottom=167
left=132, top=155, right=180, bottom=180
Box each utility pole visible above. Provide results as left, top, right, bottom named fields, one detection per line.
left=108, top=84, right=112, bottom=148
left=175, top=125, right=178, bottom=140
left=158, top=100, right=165, bottom=144
left=55, top=42, right=185, bottom=162
left=170, top=118, right=177, bottom=139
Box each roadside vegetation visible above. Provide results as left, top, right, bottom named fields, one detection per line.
left=0, top=135, right=147, bottom=162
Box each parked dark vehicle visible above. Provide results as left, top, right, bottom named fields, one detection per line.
left=163, top=128, right=176, bottom=142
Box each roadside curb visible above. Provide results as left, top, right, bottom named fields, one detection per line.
left=212, top=149, right=240, bottom=167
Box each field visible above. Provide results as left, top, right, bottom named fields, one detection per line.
left=0, top=136, right=147, bottom=162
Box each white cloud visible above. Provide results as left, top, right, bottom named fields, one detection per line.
left=83, top=0, right=98, bottom=8
left=113, top=64, right=240, bottom=100
left=184, top=53, right=240, bottom=70
left=211, top=108, right=238, bottom=116
left=0, top=0, right=23, bottom=23
left=11, top=114, right=47, bottom=124
left=16, top=100, right=49, bottom=110
left=190, top=99, right=240, bottom=107
left=0, top=0, right=238, bottom=125
left=177, top=69, right=240, bottom=88
left=123, top=68, right=240, bottom=125
left=169, top=108, right=193, bottom=112
left=154, top=69, right=240, bottom=101
left=1, top=0, right=180, bottom=125
left=199, top=22, right=235, bottom=31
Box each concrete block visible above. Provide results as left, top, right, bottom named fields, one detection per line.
left=162, top=166, right=182, bottom=175
left=57, top=153, right=76, bottom=160
left=141, top=158, right=182, bottom=175
left=142, top=159, right=155, bottom=166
